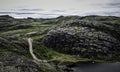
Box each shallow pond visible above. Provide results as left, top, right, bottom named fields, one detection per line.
left=70, top=62, right=120, bottom=72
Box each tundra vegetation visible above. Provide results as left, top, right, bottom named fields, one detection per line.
left=0, top=15, right=120, bottom=72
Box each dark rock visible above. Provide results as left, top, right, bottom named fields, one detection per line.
left=43, top=20, right=120, bottom=60
left=0, top=52, right=39, bottom=72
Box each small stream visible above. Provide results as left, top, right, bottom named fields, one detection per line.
left=69, top=62, right=120, bottom=72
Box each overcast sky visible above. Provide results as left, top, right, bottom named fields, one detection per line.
left=0, top=0, right=120, bottom=18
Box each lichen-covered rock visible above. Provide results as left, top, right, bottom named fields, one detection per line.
left=0, top=52, right=61, bottom=72
left=43, top=20, right=120, bottom=60
left=0, top=52, right=39, bottom=72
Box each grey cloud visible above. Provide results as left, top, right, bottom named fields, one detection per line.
left=19, top=9, right=44, bottom=11
left=102, top=1, right=120, bottom=8
left=0, top=9, right=44, bottom=11
left=39, top=13, right=60, bottom=16
left=107, top=3, right=120, bottom=8
left=103, top=11, right=120, bottom=16
left=52, top=9, right=66, bottom=12
left=0, top=12, right=14, bottom=14
left=84, top=11, right=120, bottom=17
left=0, top=11, right=62, bottom=16
left=102, top=2, right=120, bottom=8
left=15, top=12, right=35, bottom=15
left=92, top=0, right=120, bottom=8
left=0, top=11, right=35, bottom=15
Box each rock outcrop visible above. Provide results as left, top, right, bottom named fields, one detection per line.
left=43, top=20, right=120, bottom=60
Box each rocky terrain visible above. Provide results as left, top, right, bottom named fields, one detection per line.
left=0, top=15, right=120, bottom=72
left=44, top=19, right=120, bottom=60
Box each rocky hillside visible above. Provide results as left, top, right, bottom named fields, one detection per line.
left=0, top=15, right=120, bottom=72
left=44, top=18, right=120, bottom=60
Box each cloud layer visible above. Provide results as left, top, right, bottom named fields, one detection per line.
left=0, top=0, right=119, bottom=18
